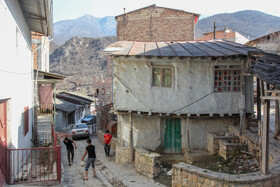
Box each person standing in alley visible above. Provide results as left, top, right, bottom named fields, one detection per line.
left=103, top=130, right=112, bottom=156
left=63, top=137, right=77, bottom=166
left=81, top=138, right=96, bottom=180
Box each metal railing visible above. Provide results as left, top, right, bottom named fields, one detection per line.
left=39, top=104, right=53, bottom=116
left=7, top=145, right=61, bottom=184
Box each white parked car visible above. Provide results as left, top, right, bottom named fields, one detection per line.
left=71, top=123, right=90, bottom=139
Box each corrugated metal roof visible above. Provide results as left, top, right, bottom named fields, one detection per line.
left=253, top=54, right=280, bottom=88
left=18, top=0, right=53, bottom=37
left=55, top=98, right=77, bottom=113
left=103, top=40, right=263, bottom=57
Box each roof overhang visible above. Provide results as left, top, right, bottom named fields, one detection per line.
left=18, top=0, right=53, bottom=37
left=35, top=70, right=65, bottom=83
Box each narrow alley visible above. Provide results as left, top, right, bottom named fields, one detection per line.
left=60, top=135, right=166, bottom=187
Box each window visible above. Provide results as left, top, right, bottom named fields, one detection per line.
left=24, top=107, right=29, bottom=136
left=214, top=65, right=241, bottom=92
left=153, top=67, right=172, bottom=87
left=102, top=88, right=105, bottom=95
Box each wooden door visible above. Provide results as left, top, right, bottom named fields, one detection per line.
left=0, top=101, right=7, bottom=186
left=164, top=118, right=181, bottom=153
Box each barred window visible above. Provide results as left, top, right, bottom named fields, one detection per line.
left=214, top=65, right=241, bottom=92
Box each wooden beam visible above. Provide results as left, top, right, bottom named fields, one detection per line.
left=260, top=81, right=265, bottom=97
left=275, top=96, right=280, bottom=139
left=261, top=100, right=270, bottom=175
left=266, top=90, right=280, bottom=94
left=261, top=96, right=280, bottom=100
left=257, top=78, right=261, bottom=121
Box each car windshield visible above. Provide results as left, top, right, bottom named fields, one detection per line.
left=85, top=115, right=93, bottom=118
left=76, top=124, right=87, bottom=129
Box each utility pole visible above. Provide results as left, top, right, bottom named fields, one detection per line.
left=213, top=22, right=216, bottom=39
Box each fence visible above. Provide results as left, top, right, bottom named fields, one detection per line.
left=38, top=132, right=52, bottom=146
left=39, top=103, right=53, bottom=116
left=7, top=145, right=61, bottom=184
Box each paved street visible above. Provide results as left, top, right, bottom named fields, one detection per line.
left=60, top=134, right=166, bottom=187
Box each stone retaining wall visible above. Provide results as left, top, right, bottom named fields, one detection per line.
left=218, top=140, right=247, bottom=160
left=134, top=148, right=161, bottom=178
left=172, top=127, right=280, bottom=187
left=172, top=163, right=280, bottom=187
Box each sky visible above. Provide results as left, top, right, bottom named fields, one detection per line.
left=53, top=0, right=280, bottom=22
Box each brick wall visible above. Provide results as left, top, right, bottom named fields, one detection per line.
left=116, top=6, right=196, bottom=42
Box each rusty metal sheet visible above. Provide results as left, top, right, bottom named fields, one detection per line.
left=115, top=41, right=135, bottom=55
left=145, top=42, right=160, bottom=56
left=180, top=42, right=208, bottom=56
left=129, top=42, right=145, bottom=56
left=168, top=42, right=192, bottom=56
left=192, top=41, right=225, bottom=56
left=157, top=42, right=176, bottom=56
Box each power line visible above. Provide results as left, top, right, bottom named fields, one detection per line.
left=171, top=72, right=242, bottom=114
left=0, top=69, right=32, bottom=75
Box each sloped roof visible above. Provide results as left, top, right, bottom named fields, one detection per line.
left=246, top=30, right=280, bottom=46
left=103, top=40, right=262, bottom=57
left=253, top=54, right=280, bottom=88
left=115, top=4, right=200, bottom=18
left=56, top=92, right=93, bottom=105
left=18, top=0, right=53, bottom=37
left=55, top=98, right=77, bottom=113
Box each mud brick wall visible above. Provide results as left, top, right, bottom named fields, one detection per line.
left=135, top=148, right=161, bottom=178
left=116, top=6, right=196, bottom=42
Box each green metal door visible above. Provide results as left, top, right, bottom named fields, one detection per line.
left=164, top=118, right=181, bottom=153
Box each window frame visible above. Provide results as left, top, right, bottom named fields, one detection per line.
left=214, top=65, right=242, bottom=93
left=152, top=66, right=173, bottom=88
left=24, top=106, right=29, bottom=136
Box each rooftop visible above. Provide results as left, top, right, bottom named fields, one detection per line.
left=115, top=4, right=200, bottom=19
left=103, top=40, right=262, bottom=58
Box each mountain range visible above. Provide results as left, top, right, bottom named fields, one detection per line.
left=53, top=14, right=116, bottom=45
left=50, top=10, right=280, bottom=92
left=53, top=10, right=280, bottom=45
left=50, top=36, right=117, bottom=92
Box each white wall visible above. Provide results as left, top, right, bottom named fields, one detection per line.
left=113, top=57, right=253, bottom=115
left=55, top=110, right=67, bottom=131
left=117, top=114, right=237, bottom=151
left=0, top=0, right=33, bottom=149
left=235, top=32, right=249, bottom=45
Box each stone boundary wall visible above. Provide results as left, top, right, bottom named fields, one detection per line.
left=172, top=126, right=280, bottom=187
left=96, top=130, right=116, bottom=150
left=135, top=148, right=161, bottom=178
left=172, top=162, right=280, bottom=187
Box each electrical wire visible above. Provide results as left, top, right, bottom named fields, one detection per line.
left=171, top=71, right=243, bottom=114
left=0, top=69, right=31, bottom=75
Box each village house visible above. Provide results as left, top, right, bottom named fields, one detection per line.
left=104, top=39, right=261, bottom=164
left=246, top=30, right=280, bottom=55
left=196, top=28, right=249, bottom=44
left=0, top=0, right=54, bottom=185
left=55, top=92, right=94, bottom=131
left=101, top=5, right=271, bottom=180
